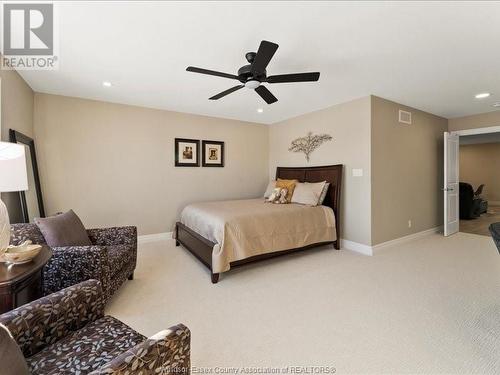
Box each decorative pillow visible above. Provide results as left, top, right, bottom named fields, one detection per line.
left=276, top=179, right=298, bottom=203
left=291, top=181, right=326, bottom=206
left=34, top=210, right=92, bottom=247
left=266, top=188, right=281, bottom=203
left=263, top=180, right=277, bottom=198
left=318, top=182, right=330, bottom=205
left=277, top=188, right=288, bottom=204
left=0, top=324, right=30, bottom=375
left=266, top=188, right=289, bottom=204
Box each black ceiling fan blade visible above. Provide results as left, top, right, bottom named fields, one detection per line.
left=255, top=85, right=278, bottom=104
left=267, top=72, right=320, bottom=83
left=251, top=40, right=279, bottom=74
left=209, top=85, right=244, bottom=100
left=186, top=66, right=239, bottom=80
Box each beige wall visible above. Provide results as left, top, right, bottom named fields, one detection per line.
left=460, top=143, right=500, bottom=202
left=0, top=70, right=34, bottom=141
left=34, top=93, right=269, bottom=235
left=269, top=97, right=372, bottom=245
left=449, top=110, right=500, bottom=131
left=0, top=69, right=34, bottom=223
left=371, top=96, right=448, bottom=245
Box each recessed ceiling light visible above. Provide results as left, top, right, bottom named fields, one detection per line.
left=493, top=102, right=500, bottom=108
left=257, top=108, right=264, bottom=113
left=102, top=81, right=112, bottom=87
left=475, top=92, right=490, bottom=99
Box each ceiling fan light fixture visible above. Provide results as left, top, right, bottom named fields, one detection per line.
left=245, top=80, right=260, bottom=89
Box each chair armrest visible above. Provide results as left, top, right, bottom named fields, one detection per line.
left=91, top=324, right=190, bottom=375
left=0, top=279, right=105, bottom=357
left=87, top=226, right=137, bottom=247
left=43, top=246, right=111, bottom=297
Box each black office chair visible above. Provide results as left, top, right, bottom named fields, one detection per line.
left=474, top=184, right=485, bottom=198
left=459, top=182, right=482, bottom=219
left=473, top=184, right=488, bottom=214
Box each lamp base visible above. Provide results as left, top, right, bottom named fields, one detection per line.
left=0, top=198, right=10, bottom=255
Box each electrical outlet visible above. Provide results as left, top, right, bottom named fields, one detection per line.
left=408, top=220, right=412, bottom=228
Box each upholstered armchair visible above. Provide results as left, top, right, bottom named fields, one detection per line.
left=0, top=280, right=190, bottom=375
left=10, top=223, right=137, bottom=301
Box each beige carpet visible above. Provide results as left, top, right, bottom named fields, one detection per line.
left=107, top=233, right=500, bottom=374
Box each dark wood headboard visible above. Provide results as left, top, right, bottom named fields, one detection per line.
left=276, top=164, right=343, bottom=242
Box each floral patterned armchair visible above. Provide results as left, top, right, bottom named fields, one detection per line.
left=10, top=223, right=137, bottom=301
left=0, top=280, right=190, bottom=375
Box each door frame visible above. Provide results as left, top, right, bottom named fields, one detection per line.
left=450, top=125, right=500, bottom=137
left=446, top=124, right=500, bottom=235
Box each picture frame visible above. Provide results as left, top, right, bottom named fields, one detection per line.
left=202, top=140, right=224, bottom=167
left=175, top=138, right=200, bottom=167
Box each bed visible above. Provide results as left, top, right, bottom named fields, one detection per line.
left=175, top=164, right=343, bottom=283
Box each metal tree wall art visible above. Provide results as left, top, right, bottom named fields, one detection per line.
left=288, top=132, right=333, bottom=162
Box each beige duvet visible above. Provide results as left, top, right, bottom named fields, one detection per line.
left=180, top=198, right=336, bottom=273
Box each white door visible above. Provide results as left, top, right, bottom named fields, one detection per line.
left=444, top=132, right=459, bottom=236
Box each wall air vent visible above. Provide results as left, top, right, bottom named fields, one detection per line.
left=399, top=110, right=412, bottom=124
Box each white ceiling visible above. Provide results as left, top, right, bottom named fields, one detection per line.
left=18, top=1, right=500, bottom=124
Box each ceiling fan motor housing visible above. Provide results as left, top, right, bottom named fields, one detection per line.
left=238, top=63, right=266, bottom=83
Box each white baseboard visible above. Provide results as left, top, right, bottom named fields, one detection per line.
left=340, top=226, right=442, bottom=256
left=341, top=239, right=373, bottom=255
left=138, top=232, right=172, bottom=244
left=138, top=227, right=442, bottom=254
left=371, top=226, right=442, bottom=253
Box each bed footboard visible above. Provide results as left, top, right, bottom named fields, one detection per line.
left=176, top=222, right=219, bottom=282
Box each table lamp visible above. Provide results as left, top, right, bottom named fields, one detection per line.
left=0, top=141, right=28, bottom=255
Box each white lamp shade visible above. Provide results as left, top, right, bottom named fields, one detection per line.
left=0, top=141, right=28, bottom=192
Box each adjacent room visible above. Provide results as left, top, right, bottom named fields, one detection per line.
left=459, top=132, right=500, bottom=236
left=1, top=2, right=500, bottom=375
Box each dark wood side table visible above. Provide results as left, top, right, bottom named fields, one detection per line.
left=0, top=246, right=52, bottom=314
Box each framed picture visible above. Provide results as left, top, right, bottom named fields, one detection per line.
left=175, top=138, right=200, bottom=167
left=202, top=140, right=224, bottom=167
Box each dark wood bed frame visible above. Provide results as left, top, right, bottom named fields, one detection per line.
left=175, top=164, right=343, bottom=283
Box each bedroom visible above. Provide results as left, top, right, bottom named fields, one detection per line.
left=0, top=1, right=499, bottom=375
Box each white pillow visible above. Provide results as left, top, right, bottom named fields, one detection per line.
left=263, top=180, right=276, bottom=198
left=318, top=182, right=330, bottom=205
left=291, top=181, right=326, bottom=206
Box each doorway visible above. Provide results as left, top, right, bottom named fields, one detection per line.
left=444, top=126, right=500, bottom=237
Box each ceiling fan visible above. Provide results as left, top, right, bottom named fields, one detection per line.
left=186, top=40, right=320, bottom=105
